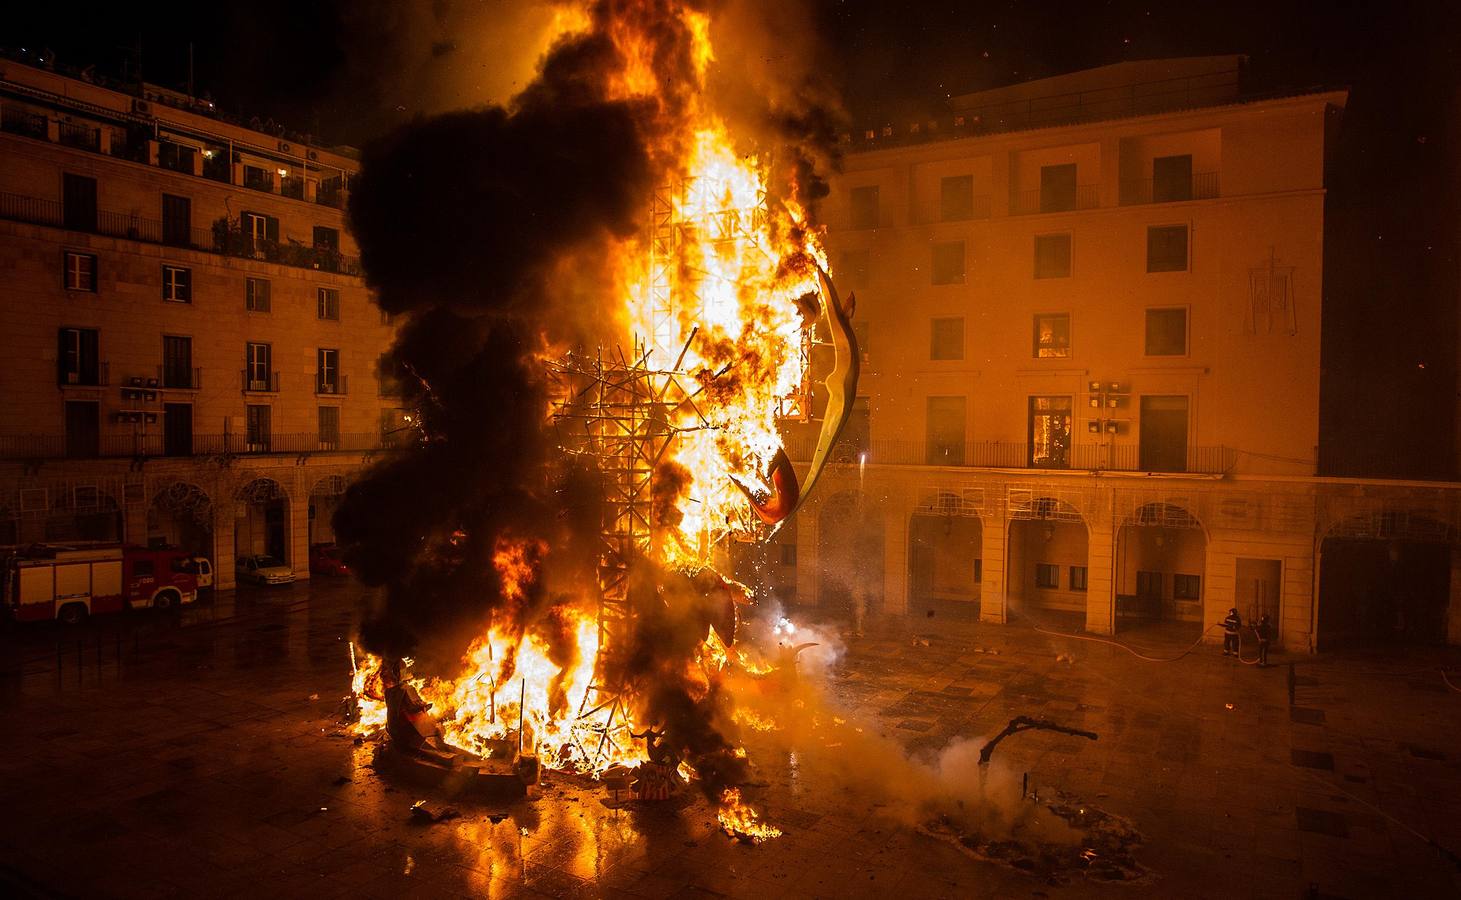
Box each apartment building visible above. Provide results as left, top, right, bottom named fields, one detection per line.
left=0, top=59, right=405, bottom=589
left=774, top=57, right=1461, bottom=651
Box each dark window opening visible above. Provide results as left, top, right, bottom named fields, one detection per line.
left=850, top=185, right=880, bottom=229
left=162, top=194, right=192, bottom=247
left=1174, top=573, right=1201, bottom=600
left=1034, top=233, right=1071, bottom=278
left=931, top=241, right=965, bottom=284
left=1139, top=395, right=1189, bottom=473
left=1145, top=307, right=1188, bottom=356
left=1070, top=566, right=1088, bottom=591
left=58, top=327, right=100, bottom=386
left=1035, top=563, right=1060, bottom=589
left=63, top=173, right=97, bottom=232
left=939, top=174, right=974, bottom=221
left=162, top=335, right=193, bottom=388
left=1039, top=164, right=1077, bottom=213
left=163, top=403, right=193, bottom=456
left=1147, top=225, right=1189, bottom=272
left=930, top=317, right=964, bottom=360
left=1153, top=155, right=1194, bottom=203
left=1034, top=314, right=1071, bottom=358
left=926, top=396, right=966, bottom=465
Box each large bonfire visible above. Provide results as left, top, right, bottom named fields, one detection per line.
left=339, top=0, right=845, bottom=843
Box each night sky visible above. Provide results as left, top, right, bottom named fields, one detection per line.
left=8, top=0, right=1460, bottom=477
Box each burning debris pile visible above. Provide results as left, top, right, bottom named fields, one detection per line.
left=337, top=0, right=847, bottom=837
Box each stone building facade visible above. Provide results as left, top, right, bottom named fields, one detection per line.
left=0, top=60, right=404, bottom=590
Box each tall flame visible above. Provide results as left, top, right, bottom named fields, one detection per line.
left=351, top=1, right=818, bottom=842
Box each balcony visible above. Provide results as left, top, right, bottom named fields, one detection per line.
left=1120, top=172, right=1220, bottom=205
left=315, top=373, right=348, bottom=396
left=0, top=192, right=362, bottom=275
left=58, top=361, right=109, bottom=388
left=0, top=432, right=395, bottom=460
left=159, top=365, right=202, bottom=390
left=56, top=120, right=100, bottom=152
left=241, top=369, right=280, bottom=393
left=781, top=434, right=1233, bottom=475
left=1011, top=185, right=1100, bottom=215
left=0, top=104, right=48, bottom=140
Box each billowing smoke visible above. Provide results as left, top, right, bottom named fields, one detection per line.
left=336, top=0, right=840, bottom=797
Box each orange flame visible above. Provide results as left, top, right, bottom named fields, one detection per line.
left=717, top=788, right=782, bottom=843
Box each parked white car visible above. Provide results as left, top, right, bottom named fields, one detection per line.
left=235, top=555, right=295, bottom=586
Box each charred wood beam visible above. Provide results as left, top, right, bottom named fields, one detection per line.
left=978, top=715, right=1098, bottom=766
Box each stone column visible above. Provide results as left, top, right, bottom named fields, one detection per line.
left=289, top=482, right=312, bottom=581
left=1085, top=517, right=1116, bottom=635
left=882, top=503, right=909, bottom=616
left=796, top=506, right=818, bottom=609
left=980, top=510, right=1007, bottom=624
left=214, top=502, right=237, bottom=591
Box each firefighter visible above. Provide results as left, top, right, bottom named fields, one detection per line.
left=1255, top=614, right=1273, bottom=667
left=1221, top=607, right=1242, bottom=656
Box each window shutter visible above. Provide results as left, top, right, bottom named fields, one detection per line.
left=57, top=330, right=68, bottom=383
left=266, top=216, right=280, bottom=242
left=81, top=329, right=99, bottom=384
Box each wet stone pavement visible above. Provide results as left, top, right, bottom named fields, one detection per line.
left=1, top=581, right=1459, bottom=899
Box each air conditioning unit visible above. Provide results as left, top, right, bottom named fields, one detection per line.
left=307, top=150, right=318, bottom=161
left=66, top=372, right=79, bottom=384
left=132, top=99, right=150, bottom=114
left=144, top=413, right=158, bottom=424
left=279, top=142, right=291, bottom=153
left=146, top=378, right=159, bottom=388
left=129, top=376, right=144, bottom=387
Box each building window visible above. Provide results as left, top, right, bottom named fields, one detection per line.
left=246, top=342, right=273, bottom=391
left=926, top=396, right=966, bottom=465
left=318, top=406, right=340, bottom=450
left=1147, top=225, right=1189, bottom=272
left=1139, top=395, right=1190, bottom=473
left=1145, top=307, right=1188, bottom=356
left=381, top=408, right=411, bottom=447
left=1034, top=233, right=1071, bottom=278
left=162, top=265, right=192, bottom=303
left=241, top=211, right=279, bottom=254
left=245, top=277, right=271, bottom=312
left=1173, top=573, right=1202, bottom=600
left=163, top=402, right=192, bottom=456
left=1028, top=395, right=1072, bottom=469
left=245, top=404, right=271, bottom=452
left=158, top=142, right=195, bottom=175
left=64, top=400, right=100, bottom=458
left=850, top=185, right=880, bottom=229
left=1039, top=163, right=1077, bottom=213
left=63, top=251, right=97, bottom=292
left=57, top=327, right=100, bottom=386
left=1152, top=154, right=1194, bottom=203
left=930, top=317, right=964, bottom=360
left=931, top=240, right=965, bottom=285
left=779, top=544, right=796, bottom=566
left=1035, top=563, right=1060, bottom=589
left=1070, top=566, right=1088, bottom=592
left=63, top=173, right=97, bottom=232
left=1136, top=570, right=1162, bottom=599
left=1033, top=314, right=1071, bottom=358
left=939, top=174, right=974, bottom=221
left=243, top=165, right=272, bottom=192
left=318, top=287, right=340, bottom=321
left=313, top=226, right=340, bottom=251
left=162, top=335, right=193, bottom=389
left=317, top=348, right=341, bottom=394
left=162, top=194, right=192, bottom=247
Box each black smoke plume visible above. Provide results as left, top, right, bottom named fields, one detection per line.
left=336, top=0, right=839, bottom=797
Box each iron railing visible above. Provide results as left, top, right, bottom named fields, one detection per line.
left=58, top=361, right=110, bottom=388
left=240, top=370, right=280, bottom=393
left=0, top=104, right=48, bottom=139
left=157, top=365, right=202, bottom=390
left=0, top=191, right=361, bottom=275
left=1120, top=172, right=1221, bottom=205
left=56, top=120, right=99, bottom=152
left=0, top=431, right=394, bottom=460
left=315, top=373, right=348, bottom=396
left=781, top=434, right=1234, bottom=475
left=1011, top=184, right=1101, bottom=215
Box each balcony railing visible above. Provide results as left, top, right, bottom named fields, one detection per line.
left=58, top=361, right=110, bottom=388
left=1011, top=184, right=1100, bottom=215
left=241, top=369, right=280, bottom=393
left=57, top=120, right=100, bottom=152
left=781, top=434, right=1234, bottom=475
left=0, top=191, right=361, bottom=275
left=0, top=104, right=48, bottom=140
left=1119, top=172, right=1220, bottom=205
left=315, top=373, right=348, bottom=396
left=158, top=365, right=202, bottom=390
left=0, top=432, right=395, bottom=460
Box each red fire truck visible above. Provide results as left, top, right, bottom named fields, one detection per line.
left=2, top=544, right=199, bottom=625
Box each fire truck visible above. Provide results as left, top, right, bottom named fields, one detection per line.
left=2, top=544, right=199, bottom=625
